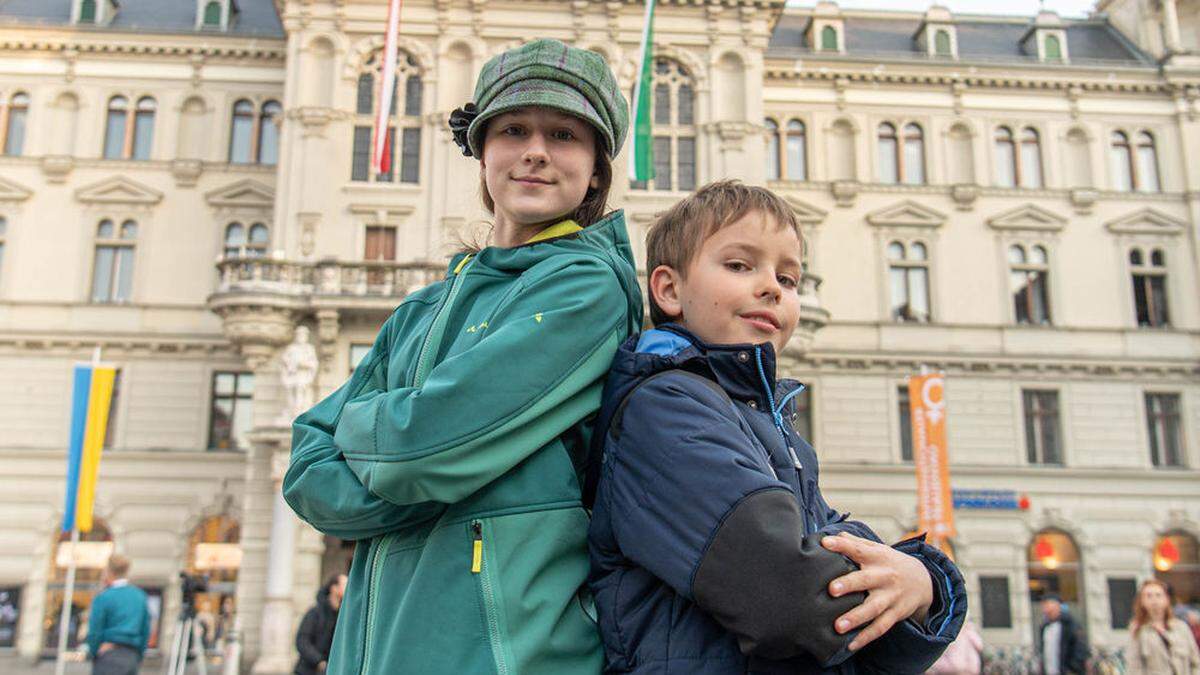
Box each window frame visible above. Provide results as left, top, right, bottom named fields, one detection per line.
left=1008, top=243, right=1052, bottom=326
left=630, top=58, right=696, bottom=193
left=1144, top=392, right=1185, bottom=468
left=1022, top=388, right=1063, bottom=466
left=208, top=371, right=255, bottom=451
left=89, top=219, right=138, bottom=304
left=2, top=91, right=30, bottom=157
left=102, top=94, right=156, bottom=161
left=1109, top=130, right=1135, bottom=192
left=350, top=49, right=424, bottom=184
left=1129, top=246, right=1170, bottom=328
left=876, top=121, right=925, bottom=185
left=885, top=239, right=933, bottom=323
left=228, top=98, right=282, bottom=165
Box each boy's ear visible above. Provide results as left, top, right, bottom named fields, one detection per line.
left=648, top=264, right=684, bottom=321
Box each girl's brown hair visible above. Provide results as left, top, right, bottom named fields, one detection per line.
left=1131, top=578, right=1173, bottom=632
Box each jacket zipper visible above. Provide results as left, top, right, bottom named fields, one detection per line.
left=471, top=520, right=509, bottom=675
left=755, top=347, right=810, bottom=536
left=359, top=259, right=473, bottom=675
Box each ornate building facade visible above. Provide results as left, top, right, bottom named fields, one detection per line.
left=0, top=0, right=1197, bottom=670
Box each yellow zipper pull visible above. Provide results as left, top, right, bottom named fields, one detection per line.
left=471, top=522, right=483, bottom=574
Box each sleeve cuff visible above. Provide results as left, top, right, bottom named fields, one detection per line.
left=893, top=536, right=965, bottom=640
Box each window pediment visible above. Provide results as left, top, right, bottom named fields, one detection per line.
left=866, top=200, right=946, bottom=229
left=1104, top=208, right=1185, bottom=236
left=75, top=176, right=163, bottom=206
left=205, top=179, right=275, bottom=210
left=0, top=175, right=33, bottom=203
left=986, top=204, right=1066, bottom=232
left=784, top=196, right=827, bottom=226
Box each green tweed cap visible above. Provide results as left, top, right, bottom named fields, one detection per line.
left=463, top=39, right=628, bottom=159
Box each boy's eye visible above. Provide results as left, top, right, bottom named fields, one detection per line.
left=725, top=261, right=750, bottom=272
left=778, top=275, right=798, bottom=289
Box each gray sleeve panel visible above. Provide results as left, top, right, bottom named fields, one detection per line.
left=691, top=488, right=865, bottom=666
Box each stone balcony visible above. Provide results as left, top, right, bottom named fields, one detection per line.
left=795, top=271, right=831, bottom=351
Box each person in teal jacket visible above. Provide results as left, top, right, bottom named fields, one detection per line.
left=86, top=554, right=150, bottom=675
left=283, top=39, right=640, bottom=675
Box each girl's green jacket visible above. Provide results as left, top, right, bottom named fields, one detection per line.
left=283, top=211, right=643, bottom=675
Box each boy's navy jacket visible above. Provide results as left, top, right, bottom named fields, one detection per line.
left=587, top=325, right=966, bottom=675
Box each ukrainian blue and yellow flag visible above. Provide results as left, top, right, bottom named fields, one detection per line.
left=61, top=364, right=116, bottom=533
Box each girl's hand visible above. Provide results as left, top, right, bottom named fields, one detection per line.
left=822, top=532, right=934, bottom=652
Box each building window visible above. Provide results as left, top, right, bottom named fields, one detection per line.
left=1145, top=393, right=1183, bottom=468
left=886, top=240, right=931, bottom=323
left=1009, top=244, right=1050, bottom=325
left=102, top=96, right=155, bottom=160
left=229, top=99, right=281, bottom=165
left=1018, top=127, right=1043, bottom=188
left=1130, top=247, right=1169, bottom=328
left=1028, top=530, right=1083, bottom=614
left=898, top=385, right=913, bottom=462
left=979, top=576, right=1013, bottom=628
left=994, top=126, right=1042, bottom=188
left=1110, top=131, right=1134, bottom=191
left=90, top=219, right=136, bottom=303
left=2, top=92, right=29, bottom=156
left=1153, top=532, right=1199, bottom=606
left=223, top=222, right=269, bottom=258
left=764, top=118, right=780, bottom=179
left=786, top=119, right=807, bottom=181
left=349, top=343, right=373, bottom=375
left=994, top=126, right=1016, bottom=187
left=79, top=0, right=96, bottom=23
left=202, top=1, right=222, bottom=27
left=820, top=25, right=839, bottom=51
left=185, top=516, right=239, bottom=655
left=364, top=225, right=397, bottom=285
left=1023, top=389, right=1061, bottom=465
left=1044, top=34, right=1063, bottom=61
left=209, top=372, right=254, bottom=450
left=902, top=123, right=925, bottom=185
left=877, top=123, right=898, bottom=184
left=0, top=216, right=6, bottom=280
left=1135, top=131, right=1160, bottom=192
left=934, top=29, right=952, bottom=56
left=351, top=51, right=423, bottom=184
left=631, top=58, right=695, bottom=192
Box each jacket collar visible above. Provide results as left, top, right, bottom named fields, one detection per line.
left=446, top=210, right=631, bottom=276
left=631, top=324, right=800, bottom=412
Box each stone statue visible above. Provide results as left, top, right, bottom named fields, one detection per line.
left=279, top=326, right=319, bottom=422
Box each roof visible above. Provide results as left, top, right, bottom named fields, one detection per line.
left=766, top=10, right=1155, bottom=67
left=0, top=0, right=284, bottom=38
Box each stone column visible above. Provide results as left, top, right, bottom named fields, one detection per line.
left=249, top=428, right=297, bottom=675
left=1163, top=0, right=1183, bottom=53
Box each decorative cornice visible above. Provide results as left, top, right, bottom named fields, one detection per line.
left=1104, top=207, right=1187, bottom=236
left=866, top=199, right=947, bottom=229
left=764, top=63, right=1171, bottom=95
left=986, top=203, right=1068, bottom=232
left=75, top=175, right=163, bottom=206
left=790, top=349, right=1200, bottom=381
left=0, top=36, right=285, bottom=62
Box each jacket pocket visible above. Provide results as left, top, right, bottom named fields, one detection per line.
left=471, top=518, right=513, bottom=675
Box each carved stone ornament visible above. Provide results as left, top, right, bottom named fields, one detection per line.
left=295, top=107, right=334, bottom=137
left=278, top=326, right=319, bottom=424
left=40, top=155, right=75, bottom=184
left=170, top=159, right=204, bottom=188
left=214, top=305, right=295, bottom=370
left=830, top=180, right=860, bottom=207
left=951, top=184, right=979, bottom=211
left=1069, top=188, right=1098, bottom=214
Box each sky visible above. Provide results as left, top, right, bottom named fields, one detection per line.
left=784, top=0, right=1099, bottom=18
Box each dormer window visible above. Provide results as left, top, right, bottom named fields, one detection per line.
left=1044, top=34, right=1063, bottom=60
left=914, top=6, right=957, bottom=59
left=196, top=0, right=238, bottom=31
left=821, top=26, right=839, bottom=51
left=74, top=0, right=117, bottom=26
left=807, top=1, right=845, bottom=54
left=935, top=29, right=952, bottom=55
left=1023, top=10, right=1069, bottom=63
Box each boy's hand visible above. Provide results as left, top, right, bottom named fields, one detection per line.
left=822, top=532, right=933, bottom=652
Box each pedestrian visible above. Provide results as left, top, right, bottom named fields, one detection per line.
left=1035, top=595, right=1088, bottom=675
left=284, top=37, right=639, bottom=674
left=294, top=574, right=346, bottom=675
left=1128, top=580, right=1200, bottom=674
left=927, top=621, right=983, bottom=674
left=86, top=554, right=150, bottom=675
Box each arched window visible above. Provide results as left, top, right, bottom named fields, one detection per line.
left=1009, top=244, right=1050, bottom=324
left=103, top=96, right=128, bottom=159
left=91, top=219, right=137, bottom=303
left=131, top=97, right=155, bottom=160
left=786, top=119, right=807, bottom=181
left=1135, top=131, right=1160, bottom=193
left=223, top=222, right=269, bottom=258
left=1028, top=530, right=1083, bottom=615
left=820, top=25, right=839, bottom=51
left=79, top=0, right=96, bottom=23
left=257, top=101, right=281, bottom=165
left=993, top=126, right=1016, bottom=187
left=877, top=123, right=898, bottom=184
left=186, top=515, right=241, bottom=654
left=1130, top=246, right=1169, bottom=328
left=351, top=50, right=423, bottom=184
left=203, top=1, right=222, bottom=27
left=1018, top=127, right=1043, bottom=188
left=764, top=118, right=780, bottom=180
left=887, top=240, right=931, bottom=323
left=228, top=99, right=254, bottom=163
left=934, top=29, right=952, bottom=56
left=1110, top=131, right=1134, bottom=192
left=1044, top=34, right=1063, bottom=61
left=902, top=123, right=925, bottom=185
left=43, top=521, right=112, bottom=651
left=1154, top=532, right=1199, bottom=606
left=630, top=58, right=696, bottom=192
left=3, top=92, right=29, bottom=156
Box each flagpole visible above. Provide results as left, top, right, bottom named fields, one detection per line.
left=55, top=346, right=101, bottom=675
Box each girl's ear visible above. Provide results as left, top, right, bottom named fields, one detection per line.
left=589, top=173, right=599, bottom=189
left=648, top=264, right=684, bottom=321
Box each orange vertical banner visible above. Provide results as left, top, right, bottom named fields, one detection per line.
left=908, top=373, right=955, bottom=541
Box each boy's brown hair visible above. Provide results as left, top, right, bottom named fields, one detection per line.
left=645, top=180, right=803, bottom=326
left=106, top=553, right=131, bottom=578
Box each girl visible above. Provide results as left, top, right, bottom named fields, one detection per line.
left=1128, top=580, right=1200, bottom=675
left=283, top=39, right=639, bottom=674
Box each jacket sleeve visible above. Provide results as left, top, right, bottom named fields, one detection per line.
left=284, top=316, right=444, bottom=540
left=138, top=597, right=150, bottom=653
left=85, top=594, right=106, bottom=657
left=1125, top=630, right=1146, bottom=675
left=603, top=371, right=863, bottom=666
left=294, top=608, right=323, bottom=667
left=336, top=257, right=630, bottom=505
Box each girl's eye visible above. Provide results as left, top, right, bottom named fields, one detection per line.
left=502, top=125, right=525, bottom=136
left=778, top=275, right=798, bottom=289
left=552, top=129, right=576, bottom=141
left=725, top=261, right=749, bottom=272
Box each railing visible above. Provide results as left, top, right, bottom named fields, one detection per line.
left=213, top=255, right=445, bottom=301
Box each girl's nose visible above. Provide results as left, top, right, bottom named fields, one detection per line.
left=522, top=133, right=549, bottom=165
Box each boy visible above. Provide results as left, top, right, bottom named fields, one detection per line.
left=587, top=181, right=965, bottom=674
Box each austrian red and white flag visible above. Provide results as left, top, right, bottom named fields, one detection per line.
left=371, top=0, right=403, bottom=175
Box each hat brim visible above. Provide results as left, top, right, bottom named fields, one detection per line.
left=466, top=79, right=616, bottom=159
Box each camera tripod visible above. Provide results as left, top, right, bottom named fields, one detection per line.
left=164, top=601, right=208, bottom=675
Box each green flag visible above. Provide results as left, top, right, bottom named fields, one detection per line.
left=629, top=0, right=657, bottom=182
